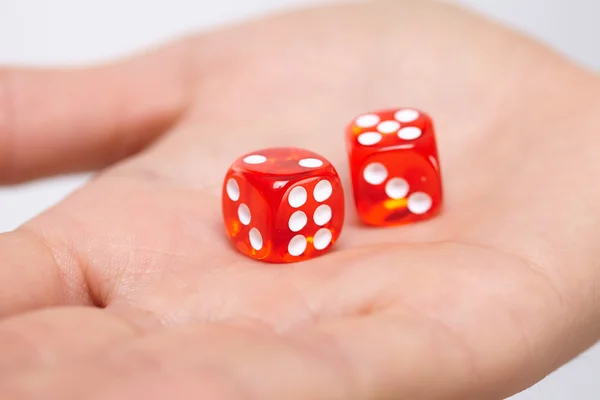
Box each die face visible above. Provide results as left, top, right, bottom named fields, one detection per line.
left=274, top=173, right=345, bottom=263
left=354, top=149, right=442, bottom=225
left=347, top=108, right=443, bottom=226
left=223, top=147, right=344, bottom=263
left=347, top=108, right=437, bottom=159
left=233, top=147, right=331, bottom=179
left=222, top=172, right=271, bottom=260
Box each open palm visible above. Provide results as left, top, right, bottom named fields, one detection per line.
left=2, top=1, right=600, bottom=399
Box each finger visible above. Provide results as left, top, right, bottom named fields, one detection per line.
left=0, top=307, right=136, bottom=372
left=0, top=40, right=192, bottom=183
left=0, top=231, right=95, bottom=316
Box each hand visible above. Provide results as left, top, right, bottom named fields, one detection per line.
left=1, top=1, right=600, bottom=398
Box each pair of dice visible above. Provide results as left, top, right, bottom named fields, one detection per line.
left=222, top=108, right=442, bottom=263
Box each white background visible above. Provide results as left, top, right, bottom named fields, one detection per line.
left=0, top=1, right=599, bottom=398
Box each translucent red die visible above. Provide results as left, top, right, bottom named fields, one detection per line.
left=222, top=148, right=345, bottom=263
left=346, top=108, right=443, bottom=226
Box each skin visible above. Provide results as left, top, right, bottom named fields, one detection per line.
left=0, top=0, right=599, bottom=398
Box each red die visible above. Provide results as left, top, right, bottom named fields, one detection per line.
left=222, top=148, right=345, bottom=263
left=346, top=108, right=443, bottom=226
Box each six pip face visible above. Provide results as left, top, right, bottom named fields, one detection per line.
left=222, top=108, right=444, bottom=263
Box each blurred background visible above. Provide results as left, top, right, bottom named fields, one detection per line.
left=0, top=1, right=598, bottom=398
